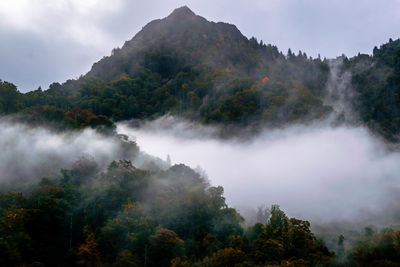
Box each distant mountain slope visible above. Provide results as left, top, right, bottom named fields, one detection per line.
left=88, top=6, right=249, bottom=80
left=0, top=6, right=399, bottom=140
left=345, top=39, right=400, bottom=140
left=21, top=7, right=330, bottom=127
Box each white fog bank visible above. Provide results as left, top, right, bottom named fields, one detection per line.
left=0, top=120, right=132, bottom=184
left=117, top=119, right=400, bottom=223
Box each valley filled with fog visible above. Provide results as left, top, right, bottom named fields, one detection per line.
left=2, top=1, right=400, bottom=265
left=2, top=115, right=399, bottom=227
left=118, top=118, right=400, bottom=225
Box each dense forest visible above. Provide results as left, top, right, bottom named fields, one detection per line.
left=0, top=150, right=333, bottom=266
left=345, top=38, right=400, bottom=140
left=0, top=6, right=332, bottom=135
left=1, top=7, right=400, bottom=139
left=1, top=138, right=399, bottom=266
left=1, top=6, right=400, bottom=266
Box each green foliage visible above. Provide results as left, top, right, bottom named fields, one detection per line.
left=348, top=38, right=400, bottom=140
left=247, top=205, right=332, bottom=266
left=99, top=201, right=154, bottom=263
left=0, top=80, right=23, bottom=114
left=209, top=247, right=246, bottom=267
left=1, top=6, right=400, bottom=267
left=148, top=228, right=185, bottom=266
left=0, top=8, right=332, bottom=137
left=0, top=8, right=399, bottom=141
left=0, top=159, right=332, bottom=266
left=350, top=228, right=400, bottom=266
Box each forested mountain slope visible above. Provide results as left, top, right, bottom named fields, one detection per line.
left=0, top=7, right=331, bottom=133
left=1, top=6, right=400, bottom=266
left=0, top=6, right=399, bottom=140
left=345, top=39, right=400, bottom=140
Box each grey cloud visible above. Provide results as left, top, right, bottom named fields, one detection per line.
left=0, top=27, right=102, bottom=91
left=0, top=119, right=120, bottom=183
left=0, top=118, right=168, bottom=186
left=117, top=117, right=400, bottom=225
left=1, top=0, right=399, bottom=92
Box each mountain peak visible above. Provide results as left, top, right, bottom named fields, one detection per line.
left=168, top=6, right=196, bottom=19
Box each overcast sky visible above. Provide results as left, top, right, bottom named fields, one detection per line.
left=1, top=0, right=400, bottom=92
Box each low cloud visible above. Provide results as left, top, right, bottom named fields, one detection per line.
left=0, top=0, right=123, bottom=46
left=0, top=118, right=141, bottom=185
left=118, top=117, right=400, bottom=225
left=1, top=112, right=400, bottom=228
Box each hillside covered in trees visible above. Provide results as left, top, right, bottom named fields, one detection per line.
left=0, top=152, right=334, bottom=266
left=0, top=7, right=399, bottom=140
left=0, top=7, right=330, bottom=133
left=1, top=5, right=400, bottom=267
left=344, top=38, right=400, bottom=140
left=1, top=137, right=399, bottom=266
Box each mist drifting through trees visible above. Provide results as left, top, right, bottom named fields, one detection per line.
left=118, top=118, right=400, bottom=224
left=1, top=4, right=400, bottom=266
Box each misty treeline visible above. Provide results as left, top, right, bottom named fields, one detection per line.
left=1, top=5, right=400, bottom=266
left=0, top=129, right=400, bottom=267
left=1, top=7, right=399, bottom=140
left=0, top=79, right=115, bottom=133
left=344, top=38, right=400, bottom=141
left=1, top=136, right=398, bottom=267
left=0, top=140, right=333, bottom=266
